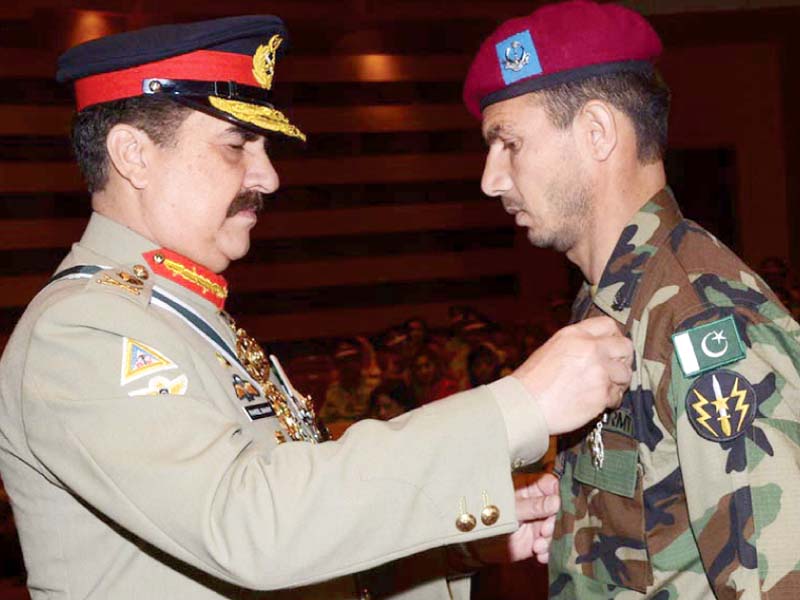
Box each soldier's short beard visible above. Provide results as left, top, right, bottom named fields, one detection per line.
left=226, top=190, right=264, bottom=218
left=527, top=168, right=592, bottom=253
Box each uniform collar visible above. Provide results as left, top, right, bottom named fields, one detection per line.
left=75, top=212, right=229, bottom=311
left=142, top=248, right=228, bottom=310
left=584, top=188, right=683, bottom=325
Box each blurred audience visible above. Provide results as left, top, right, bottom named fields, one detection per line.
left=409, top=347, right=461, bottom=406
left=467, top=343, right=503, bottom=388
left=369, top=380, right=417, bottom=421
left=318, top=340, right=372, bottom=425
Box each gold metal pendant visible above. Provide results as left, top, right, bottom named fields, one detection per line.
left=226, top=316, right=328, bottom=443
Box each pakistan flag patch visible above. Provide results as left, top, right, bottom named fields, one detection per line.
left=672, top=315, right=745, bottom=377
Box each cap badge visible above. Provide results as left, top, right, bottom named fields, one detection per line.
left=495, top=30, right=543, bottom=85
left=503, top=41, right=530, bottom=73
left=252, top=34, right=283, bottom=90
left=208, top=31, right=307, bottom=142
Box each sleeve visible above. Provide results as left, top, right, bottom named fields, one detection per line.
left=668, top=301, right=800, bottom=597
left=21, top=289, right=524, bottom=591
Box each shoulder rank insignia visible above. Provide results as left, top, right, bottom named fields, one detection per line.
left=120, top=338, right=176, bottom=385
left=129, top=374, right=188, bottom=397
left=672, top=315, right=745, bottom=377
left=686, top=369, right=756, bottom=442
left=96, top=270, right=145, bottom=296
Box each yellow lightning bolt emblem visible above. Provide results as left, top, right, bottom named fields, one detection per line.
left=731, top=377, right=751, bottom=432
left=711, top=374, right=732, bottom=437
left=691, top=389, right=717, bottom=437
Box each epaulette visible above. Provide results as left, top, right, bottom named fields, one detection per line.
left=48, top=264, right=153, bottom=309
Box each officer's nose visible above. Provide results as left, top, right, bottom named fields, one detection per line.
left=480, top=145, right=512, bottom=198
left=245, top=143, right=280, bottom=194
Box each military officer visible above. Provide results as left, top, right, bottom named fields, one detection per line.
left=465, top=1, right=800, bottom=597
left=0, top=15, right=634, bottom=600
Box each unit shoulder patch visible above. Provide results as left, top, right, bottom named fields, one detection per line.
left=672, top=315, right=746, bottom=377
left=685, top=369, right=757, bottom=442
left=120, top=338, right=176, bottom=385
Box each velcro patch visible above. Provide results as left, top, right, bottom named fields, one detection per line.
left=685, top=369, right=756, bottom=442
left=604, top=408, right=635, bottom=438
left=672, top=315, right=745, bottom=377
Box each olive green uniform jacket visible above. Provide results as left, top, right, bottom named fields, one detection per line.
left=549, top=190, right=800, bottom=598
left=0, top=214, right=546, bottom=599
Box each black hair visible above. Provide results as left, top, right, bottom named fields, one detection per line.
left=71, top=96, right=192, bottom=193
left=537, top=69, right=670, bottom=164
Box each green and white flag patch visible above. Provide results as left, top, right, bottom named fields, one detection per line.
left=672, top=315, right=745, bottom=377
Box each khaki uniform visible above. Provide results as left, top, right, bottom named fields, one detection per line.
left=0, top=213, right=543, bottom=599
left=549, top=190, right=800, bottom=598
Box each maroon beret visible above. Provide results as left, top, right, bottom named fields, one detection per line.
left=463, top=0, right=662, bottom=118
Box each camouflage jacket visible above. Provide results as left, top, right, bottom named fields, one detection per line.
left=549, top=189, right=800, bottom=599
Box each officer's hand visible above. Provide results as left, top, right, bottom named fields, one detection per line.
left=465, top=472, right=560, bottom=564
left=512, top=316, right=632, bottom=435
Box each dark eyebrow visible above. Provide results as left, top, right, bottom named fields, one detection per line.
left=225, top=125, right=260, bottom=143
left=483, top=123, right=513, bottom=145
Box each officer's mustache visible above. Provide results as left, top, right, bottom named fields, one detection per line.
left=226, top=190, right=264, bottom=217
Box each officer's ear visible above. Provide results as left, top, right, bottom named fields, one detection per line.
left=575, top=100, right=617, bottom=163
left=105, top=124, right=154, bottom=190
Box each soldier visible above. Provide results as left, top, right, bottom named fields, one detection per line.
left=0, top=15, right=633, bottom=600
left=465, top=1, right=800, bottom=597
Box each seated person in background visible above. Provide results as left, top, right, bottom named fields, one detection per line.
left=319, top=339, right=372, bottom=426
left=376, top=328, right=411, bottom=384
left=369, top=380, right=417, bottom=421
left=467, top=343, right=503, bottom=388
left=410, top=348, right=461, bottom=405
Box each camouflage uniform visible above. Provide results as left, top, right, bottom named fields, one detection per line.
left=549, top=189, right=800, bottom=598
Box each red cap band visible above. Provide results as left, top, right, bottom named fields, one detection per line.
left=74, top=49, right=257, bottom=110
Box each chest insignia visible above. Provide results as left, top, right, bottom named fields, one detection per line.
left=232, top=374, right=260, bottom=402
left=129, top=374, right=189, bottom=397
left=120, top=338, right=176, bottom=385
left=672, top=315, right=745, bottom=377
left=686, top=369, right=756, bottom=442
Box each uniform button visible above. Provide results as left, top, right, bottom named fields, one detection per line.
left=481, top=504, right=500, bottom=526
left=132, top=264, right=149, bottom=280
left=456, top=512, right=477, bottom=532
left=513, top=458, right=525, bottom=469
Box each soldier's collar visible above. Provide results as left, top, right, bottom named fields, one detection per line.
left=142, top=248, right=228, bottom=310
left=590, top=188, right=683, bottom=325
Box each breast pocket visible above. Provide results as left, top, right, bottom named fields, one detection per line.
left=552, top=410, right=653, bottom=593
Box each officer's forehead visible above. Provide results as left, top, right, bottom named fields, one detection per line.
left=173, top=109, right=261, bottom=141
left=481, top=94, right=543, bottom=141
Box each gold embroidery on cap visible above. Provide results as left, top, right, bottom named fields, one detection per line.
left=208, top=97, right=307, bottom=142
left=252, top=34, right=283, bottom=90
left=162, top=258, right=228, bottom=300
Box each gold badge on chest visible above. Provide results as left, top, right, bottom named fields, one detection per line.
left=224, top=313, right=329, bottom=444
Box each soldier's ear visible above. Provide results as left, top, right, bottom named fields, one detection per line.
left=576, top=100, right=617, bottom=163
left=105, top=124, right=153, bottom=190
